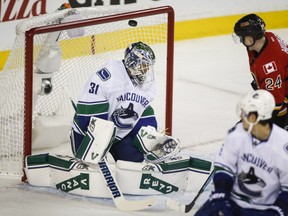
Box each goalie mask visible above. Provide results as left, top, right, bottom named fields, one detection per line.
left=124, top=41, right=155, bottom=85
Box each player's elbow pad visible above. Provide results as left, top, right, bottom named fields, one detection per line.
left=213, top=171, right=234, bottom=192
left=250, top=80, right=258, bottom=90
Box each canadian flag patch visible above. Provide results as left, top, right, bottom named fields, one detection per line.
left=263, top=61, right=277, bottom=74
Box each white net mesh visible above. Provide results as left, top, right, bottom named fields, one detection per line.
left=0, top=6, right=173, bottom=177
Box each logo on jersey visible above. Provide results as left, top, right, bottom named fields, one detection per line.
left=96, top=68, right=111, bottom=81
left=263, top=61, right=277, bottom=74
left=238, top=167, right=266, bottom=197
left=111, top=103, right=139, bottom=129
left=116, top=92, right=149, bottom=108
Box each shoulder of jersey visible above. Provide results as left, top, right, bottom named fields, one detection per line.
left=224, top=122, right=249, bottom=146
left=94, top=60, right=125, bottom=82
left=227, top=122, right=244, bottom=135
left=266, top=32, right=285, bottom=52
left=271, top=125, right=288, bottom=155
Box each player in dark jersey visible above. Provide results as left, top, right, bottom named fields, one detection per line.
left=233, top=13, right=288, bottom=130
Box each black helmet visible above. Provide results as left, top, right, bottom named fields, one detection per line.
left=234, top=14, right=266, bottom=41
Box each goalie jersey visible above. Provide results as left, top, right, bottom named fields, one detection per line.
left=214, top=122, right=288, bottom=210
left=72, top=59, right=157, bottom=142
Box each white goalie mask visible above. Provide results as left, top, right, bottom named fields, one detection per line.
left=236, top=89, right=275, bottom=132
left=124, top=41, right=155, bottom=85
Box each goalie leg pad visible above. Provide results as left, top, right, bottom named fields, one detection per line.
left=116, top=156, right=213, bottom=195
left=116, top=160, right=185, bottom=195
left=25, top=153, right=213, bottom=197
left=25, top=153, right=112, bottom=198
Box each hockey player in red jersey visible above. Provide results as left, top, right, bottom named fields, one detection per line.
left=233, top=13, right=288, bottom=130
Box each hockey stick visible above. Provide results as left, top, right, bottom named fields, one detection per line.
left=98, top=158, right=157, bottom=211
left=166, top=170, right=214, bottom=213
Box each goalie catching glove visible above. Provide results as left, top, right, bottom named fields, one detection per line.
left=133, top=126, right=181, bottom=163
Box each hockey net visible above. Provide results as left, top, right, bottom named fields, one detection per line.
left=0, top=5, right=174, bottom=179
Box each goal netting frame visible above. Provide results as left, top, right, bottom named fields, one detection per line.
left=0, top=5, right=174, bottom=180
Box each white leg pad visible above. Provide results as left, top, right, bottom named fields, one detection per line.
left=25, top=153, right=111, bottom=198
left=25, top=154, right=212, bottom=198
left=116, top=160, right=187, bottom=195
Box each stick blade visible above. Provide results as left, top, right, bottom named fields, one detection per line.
left=116, top=196, right=157, bottom=211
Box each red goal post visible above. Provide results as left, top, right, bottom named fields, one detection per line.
left=0, top=5, right=174, bottom=179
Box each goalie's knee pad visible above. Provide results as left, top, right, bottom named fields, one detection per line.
left=133, top=126, right=181, bottom=163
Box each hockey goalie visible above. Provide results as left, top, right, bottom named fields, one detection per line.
left=25, top=3, right=213, bottom=210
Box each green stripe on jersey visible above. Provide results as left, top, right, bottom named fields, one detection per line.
left=77, top=102, right=109, bottom=115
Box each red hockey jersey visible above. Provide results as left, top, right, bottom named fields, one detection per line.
left=248, top=32, right=288, bottom=114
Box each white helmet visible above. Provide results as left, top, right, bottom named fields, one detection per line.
left=237, top=89, right=275, bottom=122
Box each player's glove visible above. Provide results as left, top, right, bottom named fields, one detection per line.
left=210, top=190, right=233, bottom=216
left=268, top=191, right=288, bottom=216
left=268, top=205, right=284, bottom=216
left=250, top=80, right=258, bottom=90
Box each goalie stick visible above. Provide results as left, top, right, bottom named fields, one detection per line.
left=98, top=158, right=157, bottom=211
left=166, top=170, right=214, bottom=213
left=62, top=86, right=157, bottom=210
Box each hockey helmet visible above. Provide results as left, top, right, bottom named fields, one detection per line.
left=237, top=89, right=275, bottom=122
left=124, top=41, right=155, bottom=85
left=234, top=14, right=266, bottom=43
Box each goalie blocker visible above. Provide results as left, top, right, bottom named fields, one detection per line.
left=25, top=117, right=212, bottom=198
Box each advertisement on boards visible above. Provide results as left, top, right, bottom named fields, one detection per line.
left=1, top=0, right=287, bottom=49
left=0, top=0, right=167, bottom=49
